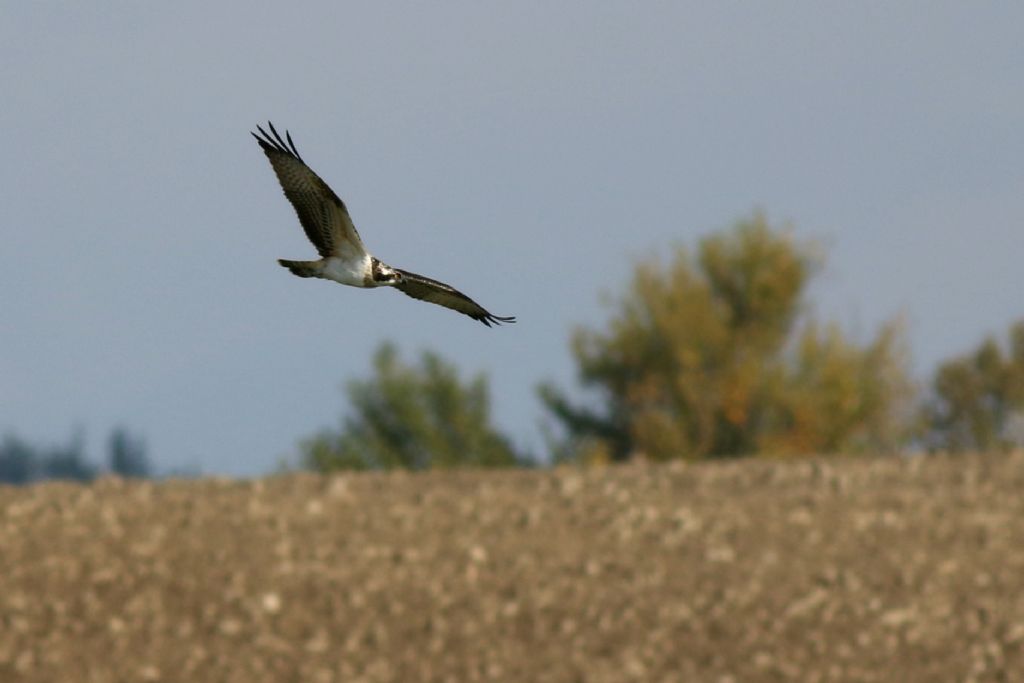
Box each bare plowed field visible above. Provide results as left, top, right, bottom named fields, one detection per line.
left=2, top=454, right=1023, bottom=682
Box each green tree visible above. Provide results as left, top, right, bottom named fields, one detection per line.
left=923, top=320, right=1024, bottom=452
left=0, top=435, right=38, bottom=484
left=540, top=213, right=913, bottom=462
left=0, top=431, right=96, bottom=483
left=301, top=343, right=527, bottom=471
left=108, top=427, right=151, bottom=478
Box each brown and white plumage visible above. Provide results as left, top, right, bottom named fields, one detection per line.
left=252, top=122, right=515, bottom=327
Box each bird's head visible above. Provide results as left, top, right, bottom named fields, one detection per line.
left=370, top=258, right=403, bottom=286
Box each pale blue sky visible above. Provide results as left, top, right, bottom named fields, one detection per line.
left=2, top=3, right=1022, bottom=475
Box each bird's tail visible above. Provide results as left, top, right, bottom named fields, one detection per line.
left=277, top=259, right=322, bottom=278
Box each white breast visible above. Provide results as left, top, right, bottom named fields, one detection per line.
left=321, top=254, right=372, bottom=287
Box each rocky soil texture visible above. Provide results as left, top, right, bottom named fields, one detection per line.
left=2, top=453, right=1023, bottom=682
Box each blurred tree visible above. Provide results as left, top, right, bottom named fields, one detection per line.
left=41, top=430, right=95, bottom=481
left=0, top=435, right=39, bottom=484
left=540, top=213, right=914, bottom=462
left=108, top=427, right=152, bottom=478
left=0, top=431, right=96, bottom=483
left=0, top=427, right=154, bottom=484
left=42, top=452, right=96, bottom=480
left=301, top=343, right=527, bottom=471
left=923, top=320, right=1024, bottom=452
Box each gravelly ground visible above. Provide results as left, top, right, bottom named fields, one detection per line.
left=2, top=453, right=1023, bottom=683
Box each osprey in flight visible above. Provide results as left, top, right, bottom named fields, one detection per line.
left=252, top=122, right=515, bottom=327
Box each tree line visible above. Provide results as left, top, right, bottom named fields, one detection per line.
left=0, top=428, right=151, bottom=484
left=6, top=214, right=1019, bottom=478
left=302, top=213, right=1024, bottom=470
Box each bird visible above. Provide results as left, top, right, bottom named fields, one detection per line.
left=252, top=122, right=515, bottom=327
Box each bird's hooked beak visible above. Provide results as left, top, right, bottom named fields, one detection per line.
left=372, top=259, right=403, bottom=285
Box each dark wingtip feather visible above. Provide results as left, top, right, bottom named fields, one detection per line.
left=267, top=121, right=286, bottom=147
left=481, top=313, right=516, bottom=326
left=252, top=138, right=276, bottom=160
left=252, top=122, right=304, bottom=162
left=252, top=125, right=277, bottom=153
left=285, top=130, right=303, bottom=161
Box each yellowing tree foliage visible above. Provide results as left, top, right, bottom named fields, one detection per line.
left=540, top=214, right=913, bottom=462
left=301, top=343, right=526, bottom=471
left=923, top=320, right=1024, bottom=452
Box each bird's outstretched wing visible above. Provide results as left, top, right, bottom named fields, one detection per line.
left=252, top=122, right=367, bottom=260
left=394, top=269, right=516, bottom=327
